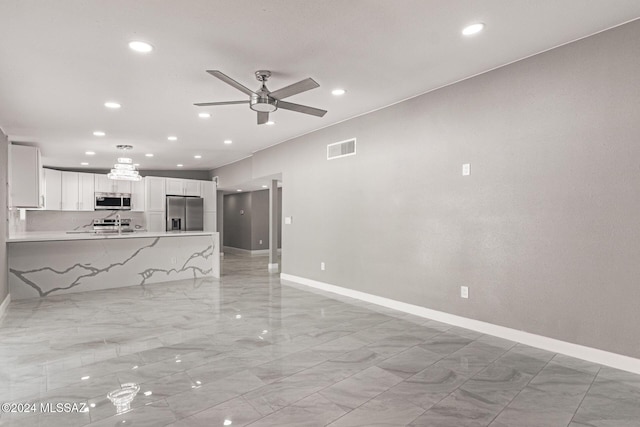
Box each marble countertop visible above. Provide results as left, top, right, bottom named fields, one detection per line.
left=7, top=230, right=217, bottom=243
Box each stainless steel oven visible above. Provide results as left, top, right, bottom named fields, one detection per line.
left=94, top=193, right=131, bottom=210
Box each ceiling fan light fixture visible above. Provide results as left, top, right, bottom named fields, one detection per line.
left=250, top=96, right=278, bottom=113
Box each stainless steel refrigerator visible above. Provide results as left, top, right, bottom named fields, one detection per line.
left=166, top=196, right=204, bottom=231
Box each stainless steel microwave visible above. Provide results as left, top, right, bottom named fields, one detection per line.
left=95, top=193, right=131, bottom=210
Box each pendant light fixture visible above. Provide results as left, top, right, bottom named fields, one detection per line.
left=107, top=145, right=142, bottom=181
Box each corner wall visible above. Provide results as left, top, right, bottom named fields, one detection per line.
left=0, top=128, right=8, bottom=305
left=223, top=189, right=282, bottom=251
left=223, top=192, right=252, bottom=249
left=213, top=20, right=640, bottom=359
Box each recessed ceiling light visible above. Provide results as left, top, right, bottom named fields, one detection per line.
left=331, top=89, right=346, bottom=96
left=261, top=185, right=268, bottom=188
left=145, top=153, right=154, bottom=157
left=236, top=189, right=242, bottom=192
left=81, top=376, right=90, bottom=380
left=128, top=41, right=154, bottom=53
left=194, top=155, right=202, bottom=159
left=93, top=131, right=106, bottom=137
left=167, top=136, right=178, bottom=141
left=81, top=162, right=89, bottom=166
left=224, top=420, right=232, bottom=426
left=177, top=164, right=183, bottom=167
left=199, top=112, right=211, bottom=118
left=104, top=101, right=121, bottom=109
left=85, top=151, right=95, bottom=156
left=224, top=140, right=232, bottom=145
left=462, top=23, right=485, bottom=36
left=266, top=121, right=275, bottom=126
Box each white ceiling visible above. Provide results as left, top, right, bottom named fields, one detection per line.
left=1, top=1, right=639, bottom=171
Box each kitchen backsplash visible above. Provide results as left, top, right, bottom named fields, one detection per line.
left=18, top=210, right=147, bottom=232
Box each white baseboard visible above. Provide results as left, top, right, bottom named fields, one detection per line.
left=268, top=263, right=279, bottom=273
left=0, top=293, right=10, bottom=323
left=280, top=273, right=640, bottom=375
left=223, top=246, right=282, bottom=256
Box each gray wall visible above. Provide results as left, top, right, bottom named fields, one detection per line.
left=0, top=128, right=8, bottom=304
left=213, top=20, right=640, bottom=359
left=223, top=192, right=252, bottom=249
left=250, top=189, right=282, bottom=250
left=223, top=189, right=282, bottom=251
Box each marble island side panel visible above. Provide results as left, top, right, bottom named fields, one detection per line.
left=8, top=233, right=220, bottom=300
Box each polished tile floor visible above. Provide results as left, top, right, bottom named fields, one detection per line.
left=1, top=254, right=639, bottom=426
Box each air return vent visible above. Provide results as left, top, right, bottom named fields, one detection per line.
left=327, top=138, right=356, bottom=160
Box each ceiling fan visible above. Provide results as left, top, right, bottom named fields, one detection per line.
left=194, top=70, right=327, bottom=125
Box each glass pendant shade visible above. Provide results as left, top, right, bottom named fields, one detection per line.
left=107, top=149, right=142, bottom=181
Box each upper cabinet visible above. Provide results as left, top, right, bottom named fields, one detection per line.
left=131, top=178, right=146, bottom=212
left=166, top=178, right=201, bottom=197
left=61, top=171, right=94, bottom=211
left=8, top=144, right=43, bottom=208
left=43, top=168, right=62, bottom=210
left=95, top=174, right=132, bottom=194
left=145, top=176, right=166, bottom=212
left=78, top=173, right=95, bottom=211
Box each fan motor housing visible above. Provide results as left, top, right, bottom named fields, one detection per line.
left=250, top=95, right=278, bottom=112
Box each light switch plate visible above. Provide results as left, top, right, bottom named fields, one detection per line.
left=460, top=286, right=469, bottom=299
left=462, top=164, right=470, bottom=176
left=285, top=216, right=292, bottom=225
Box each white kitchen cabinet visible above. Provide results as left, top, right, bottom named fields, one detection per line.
left=131, top=178, right=146, bottom=212
left=94, top=174, right=111, bottom=193
left=145, top=211, right=165, bottom=232
left=95, top=174, right=132, bottom=193
left=61, top=171, right=79, bottom=211
left=145, top=176, right=166, bottom=212
left=9, top=144, right=43, bottom=208
left=78, top=173, right=95, bottom=211
left=61, top=171, right=95, bottom=211
left=184, top=180, right=201, bottom=196
left=165, top=178, right=183, bottom=196
left=166, top=178, right=200, bottom=196
left=43, top=168, right=62, bottom=210
left=115, top=180, right=132, bottom=194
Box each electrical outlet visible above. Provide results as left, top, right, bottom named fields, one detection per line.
left=320, top=262, right=325, bottom=271
left=460, top=286, right=469, bottom=299
left=462, top=163, right=470, bottom=176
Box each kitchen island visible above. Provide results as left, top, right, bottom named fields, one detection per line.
left=7, top=231, right=220, bottom=299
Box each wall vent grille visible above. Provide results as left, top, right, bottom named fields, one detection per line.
left=327, top=138, right=356, bottom=160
